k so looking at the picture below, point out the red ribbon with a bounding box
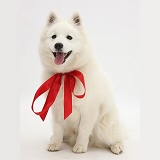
[31,70,86,121]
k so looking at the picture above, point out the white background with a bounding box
[20,0,140,160]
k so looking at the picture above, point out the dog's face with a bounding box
[39,11,91,73]
[45,21,83,65]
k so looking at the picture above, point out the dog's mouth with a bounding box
[52,50,72,65]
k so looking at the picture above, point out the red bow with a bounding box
[31,70,86,121]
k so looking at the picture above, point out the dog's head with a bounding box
[39,11,92,73]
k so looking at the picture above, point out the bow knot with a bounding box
[31,70,86,121]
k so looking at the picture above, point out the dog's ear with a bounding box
[47,11,58,26]
[70,12,82,27]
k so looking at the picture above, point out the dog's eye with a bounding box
[66,35,73,40]
[52,35,57,39]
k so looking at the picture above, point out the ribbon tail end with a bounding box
[64,112,71,120]
[40,115,46,121]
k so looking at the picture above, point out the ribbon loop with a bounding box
[69,70,86,98]
[31,70,86,121]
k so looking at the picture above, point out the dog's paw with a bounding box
[72,145,87,154]
[110,143,123,155]
[47,143,61,152]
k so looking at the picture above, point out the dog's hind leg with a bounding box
[93,111,124,154]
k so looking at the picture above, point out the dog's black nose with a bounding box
[55,43,63,50]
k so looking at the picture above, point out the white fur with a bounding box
[39,11,125,154]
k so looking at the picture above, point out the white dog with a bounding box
[38,11,124,154]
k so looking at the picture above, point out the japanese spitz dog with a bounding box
[39,10,124,154]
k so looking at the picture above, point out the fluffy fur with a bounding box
[39,11,125,154]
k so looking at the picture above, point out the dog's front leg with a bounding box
[72,107,98,153]
[47,121,64,152]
